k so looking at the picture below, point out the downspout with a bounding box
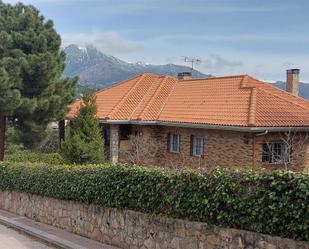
[252,130,269,167]
[252,134,256,167]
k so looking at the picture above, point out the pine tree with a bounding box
[61,92,104,164]
[0,1,77,157]
[0,67,21,160]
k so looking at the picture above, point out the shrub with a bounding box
[0,163,307,241]
[5,151,66,165]
[5,122,24,154]
[37,129,60,153]
[5,122,60,154]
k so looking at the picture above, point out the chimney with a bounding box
[177,72,192,80]
[286,69,300,96]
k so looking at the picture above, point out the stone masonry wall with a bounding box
[0,191,308,249]
[110,124,120,164]
[119,125,309,172]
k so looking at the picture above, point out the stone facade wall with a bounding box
[110,124,120,164]
[118,125,309,172]
[0,191,308,249]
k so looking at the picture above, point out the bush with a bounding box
[0,163,307,241]
[5,123,24,154]
[5,122,60,154]
[5,151,66,165]
[37,129,60,153]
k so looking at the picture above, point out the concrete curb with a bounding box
[0,216,72,249]
[0,209,118,249]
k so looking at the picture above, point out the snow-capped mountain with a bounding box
[63,44,210,89]
[63,44,309,99]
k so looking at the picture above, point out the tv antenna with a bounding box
[184,56,201,70]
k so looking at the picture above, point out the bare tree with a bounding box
[263,129,309,170]
[165,150,189,169]
[119,133,160,165]
[119,132,198,170]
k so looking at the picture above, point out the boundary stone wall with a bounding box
[0,191,308,249]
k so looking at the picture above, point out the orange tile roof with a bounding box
[67,73,309,127]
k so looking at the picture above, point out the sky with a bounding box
[4,0,309,82]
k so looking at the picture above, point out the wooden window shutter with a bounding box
[190,135,194,156]
[167,133,171,152]
[178,134,181,153]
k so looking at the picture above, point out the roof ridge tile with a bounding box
[107,74,148,118]
[182,74,247,82]
[138,76,169,119]
[240,75,249,88]
[156,78,178,119]
[248,88,257,126]
[94,74,143,95]
[129,76,162,120]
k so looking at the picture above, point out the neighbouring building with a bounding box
[67,69,309,171]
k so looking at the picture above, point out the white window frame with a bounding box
[192,136,204,157]
[170,134,180,153]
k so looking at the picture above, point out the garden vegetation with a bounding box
[0,161,307,241]
[61,91,104,164]
[0,1,77,160]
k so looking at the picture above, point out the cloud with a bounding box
[6,0,293,14]
[202,54,243,71]
[160,33,309,45]
[97,32,142,54]
[61,32,142,55]
[261,79,277,83]
[282,61,294,68]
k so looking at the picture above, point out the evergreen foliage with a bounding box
[0,1,77,155]
[0,163,307,241]
[61,92,104,164]
[5,150,65,165]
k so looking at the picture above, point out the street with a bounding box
[0,224,54,249]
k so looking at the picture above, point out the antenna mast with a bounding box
[184,56,201,70]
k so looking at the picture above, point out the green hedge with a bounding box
[0,162,308,241]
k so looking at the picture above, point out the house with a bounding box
[67,69,309,171]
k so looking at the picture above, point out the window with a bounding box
[169,134,180,153]
[262,142,290,164]
[191,136,204,157]
[119,125,131,140]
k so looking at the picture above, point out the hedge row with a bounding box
[0,162,308,241]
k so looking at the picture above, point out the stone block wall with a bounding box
[110,124,119,164]
[0,191,308,249]
[118,125,309,171]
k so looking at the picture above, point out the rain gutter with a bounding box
[99,120,309,133]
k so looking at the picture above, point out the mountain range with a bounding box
[272,81,309,100]
[63,44,209,89]
[63,44,309,99]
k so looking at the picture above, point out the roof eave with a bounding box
[99,120,309,132]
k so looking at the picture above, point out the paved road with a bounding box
[0,209,118,249]
[0,224,54,249]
